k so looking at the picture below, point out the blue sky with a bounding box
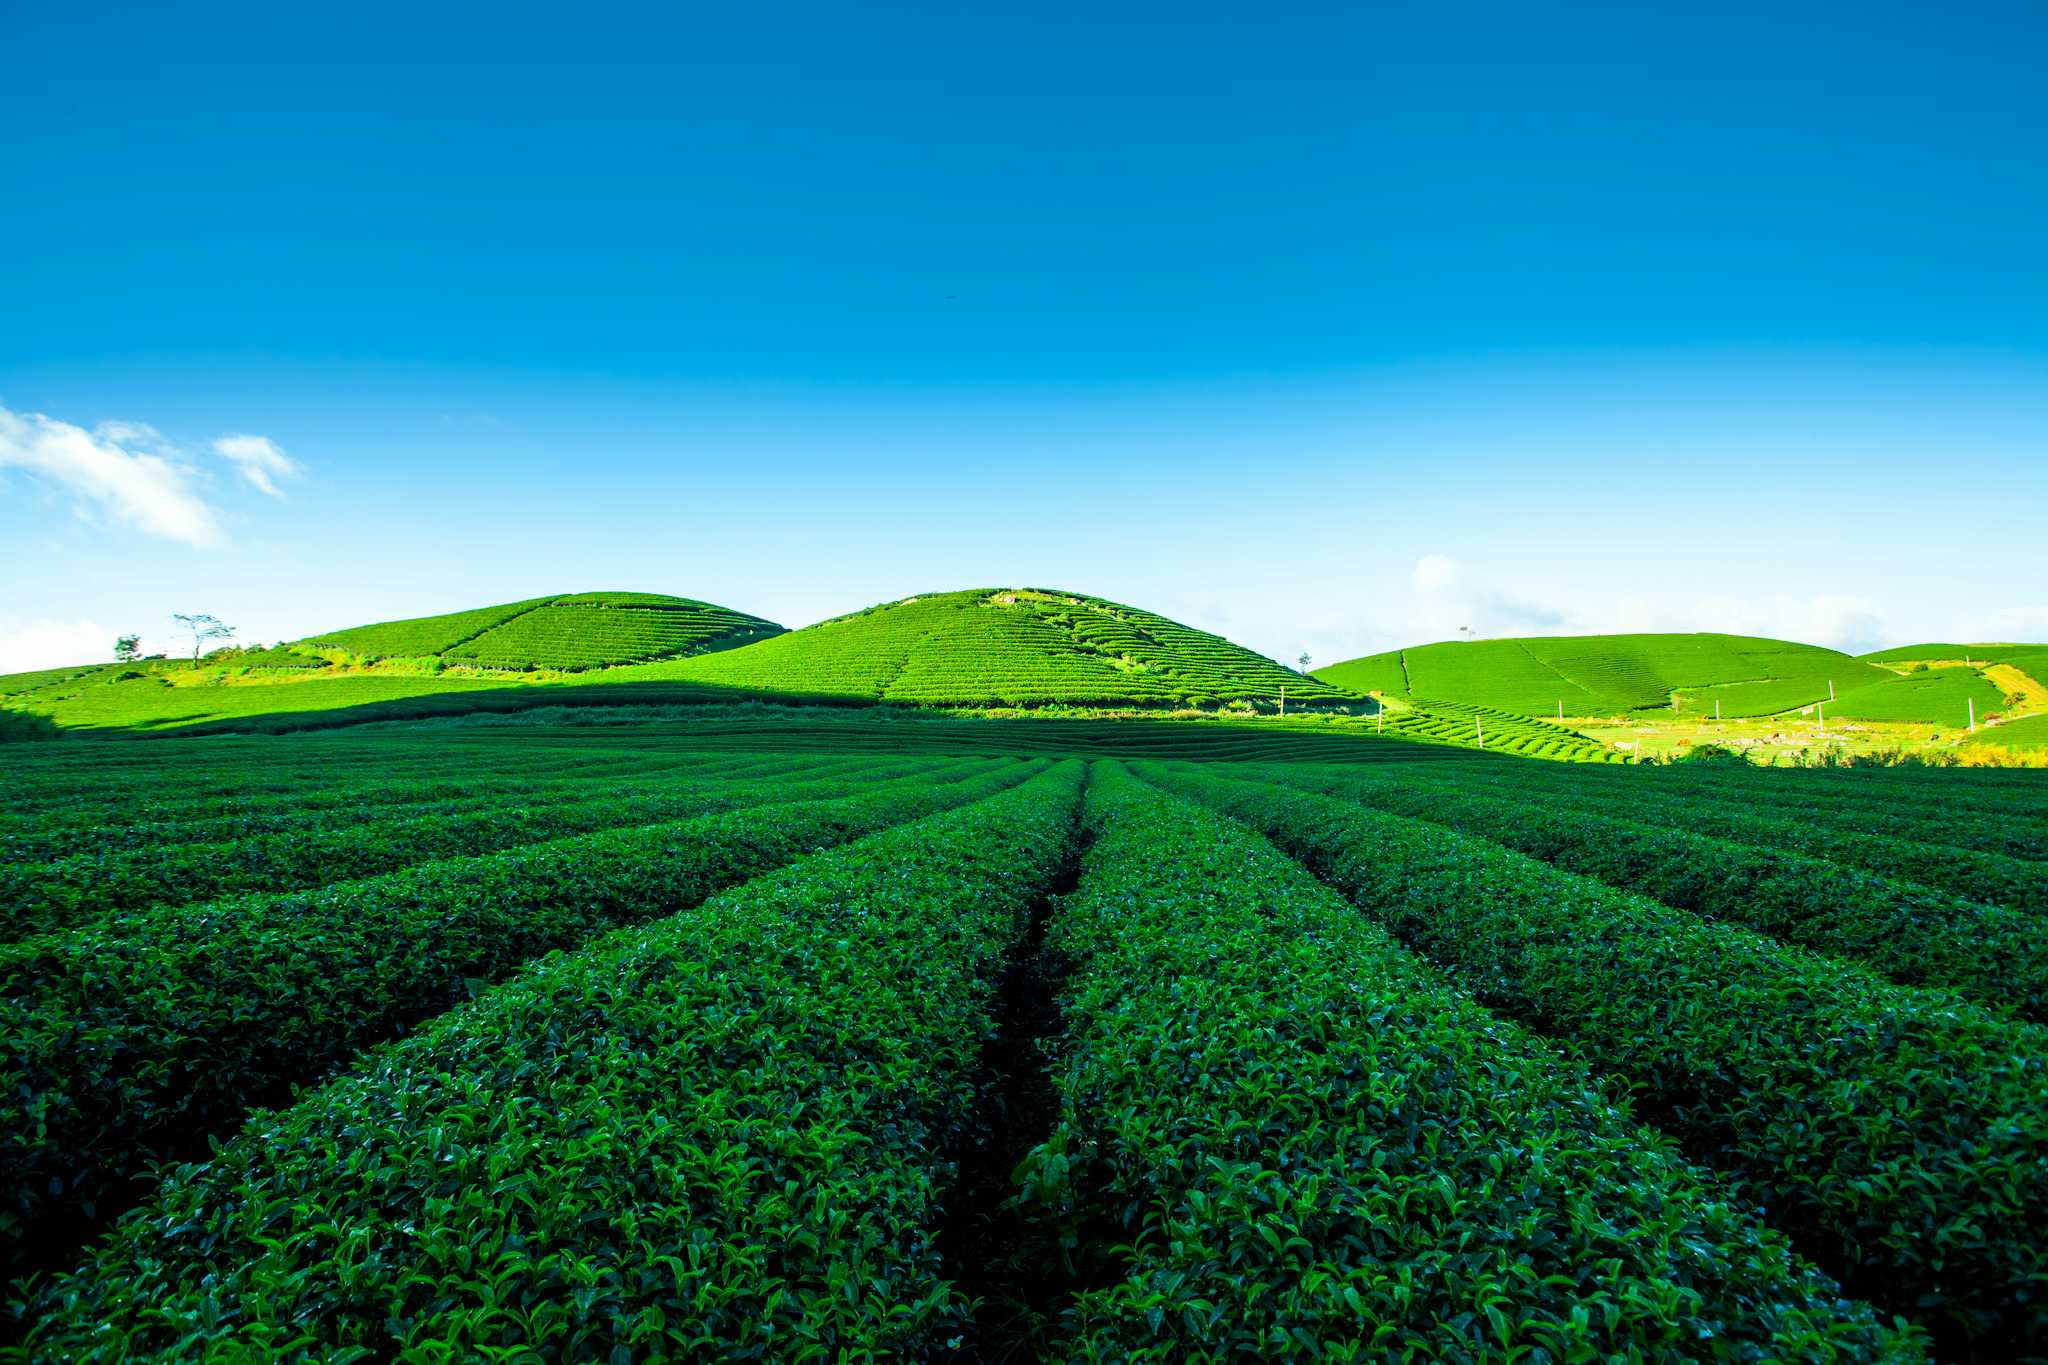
[4,1,2045,670]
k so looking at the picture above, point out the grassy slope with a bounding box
[0,588,1616,758]
[1966,714,2048,753]
[1859,643,2046,664]
[1319,633,1889,717]
[1830,667,2009,725]
[618,588,1351,708]
[304,591,783,669]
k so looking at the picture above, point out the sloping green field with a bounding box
[1967,714,2048,752]
[1319,632,1889,717]
[1860,643,2045,664]
[622,588,1355,708]
[1830,667,2008,725]
[305,591,782,669]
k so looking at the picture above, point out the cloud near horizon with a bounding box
[0,402,301,545]
[1401,555,1903,654]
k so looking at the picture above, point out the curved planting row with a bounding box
[1022,765,1916,1360]
[1139,763,2048,1361]
[1399,762,2048,912]
[14,763,1084,1360]
[0,751,827,863]
[0,759,1036,1279]
[0,754,960,936]
[1259,764,2048,1021]
[1602,767,2048,859]
[0,749,691,833]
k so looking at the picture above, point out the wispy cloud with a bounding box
[212,433,299,497]
[0,403,221,546]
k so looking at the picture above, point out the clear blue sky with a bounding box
[4,1,2044,670]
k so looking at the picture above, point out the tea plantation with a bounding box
[1321,631,2047,729]
[4,713,2045,1361]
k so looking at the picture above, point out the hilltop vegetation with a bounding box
[626,588,1350,708]
[1321,631,2047,740]
[303,590,783,669]
[25,589,2036,761]
[1320,632,1891,716]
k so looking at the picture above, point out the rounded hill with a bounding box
[1318,633,1895,718]
[301,592,784,671]
[624,588,1354,710]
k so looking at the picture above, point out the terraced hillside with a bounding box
[1324,632,1894,718]
[5,721,2045,1359]
[0,588,1613,758]
[629,588,1354,709]
[305,591,783,669]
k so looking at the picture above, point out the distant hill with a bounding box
[301,591,784,670]
[0,586,1617,759]
[1320,631,2048,729]
[1318,633,1888,718]
[622,588,1351,709]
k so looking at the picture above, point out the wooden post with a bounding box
[1969,697,1976,732]
[1556,699,1563,721]
[1476,716,1485,750]
[1829,679,1835,701]
[1278,684,1285,718]
[1715,698,1721,721]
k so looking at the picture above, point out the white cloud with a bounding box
[0,619,115,673]
[212,433,299,498]
[1961,604,2048,643]
[0,403,221,546]
[1407,554,1565,639]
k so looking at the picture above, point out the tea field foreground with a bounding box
[3,714,2045,1361]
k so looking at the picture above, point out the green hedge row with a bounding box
[15,762,1084,1360]
[0,752,823,863]
[0,759,1036,1279]
[0,755,952,936]
[1401,763,2048,913]
[1600,768,2048,861]
[1023,765,1917,1360]
[0,749,688,832]
[1139,763,2048,1361]
[1260,765,2048,1022]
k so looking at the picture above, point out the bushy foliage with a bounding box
[1141,762,2048,1359]
[1255,764,2048,1016]
[1388,760,2048,912]
[0,758,1035,1274]
[18,764,1085,1360]
[1023,765,1918,1360]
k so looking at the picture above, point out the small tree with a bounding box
[113,634,142,664]
[172,613,236,668]
[1297,652,1312,674]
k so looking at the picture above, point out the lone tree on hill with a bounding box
[1297,652,1312,674]
[113,634,141,664]
[172,613,236,668]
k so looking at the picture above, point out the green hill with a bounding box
[1830,667,2006,725]
[1858,642,2046,665]
[1318,633,1890,718]
[619,588,1352,709]
[0,586,1621,759]
[303,591,783,670]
